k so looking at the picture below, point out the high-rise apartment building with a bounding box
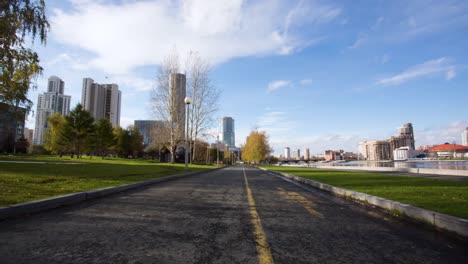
[304,148,310,160]
[169,73,186,140]
[220,116,235,147]
[81,78,121,127]
[359,123,415,160]
[462,127,468,146]
[294,149,301,160]
[284,147,290,159]
[33,76,71,145]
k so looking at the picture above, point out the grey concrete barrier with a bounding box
[260,167,468,238]
[0,168,223,221]
[0,193,87,220]
[313,165,468,177]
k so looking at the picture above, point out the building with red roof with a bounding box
[429,143,468,158]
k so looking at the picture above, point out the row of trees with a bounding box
[44,104,143,158]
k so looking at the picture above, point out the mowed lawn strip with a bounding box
[0,156,214,207]
[261,165,468,219]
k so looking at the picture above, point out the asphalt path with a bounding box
[0,165,467,263]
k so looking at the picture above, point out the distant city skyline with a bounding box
[23,0,467,155]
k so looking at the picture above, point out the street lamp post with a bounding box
[216,135,219,167]
[184,97,191,170]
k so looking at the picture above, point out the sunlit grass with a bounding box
[261,165,468,219]
[0,155,214,206]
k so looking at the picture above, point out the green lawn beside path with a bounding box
[261,165,468,219]
[0,155,214,207]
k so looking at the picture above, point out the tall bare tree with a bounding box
[185,51,219,163]
[151,50,219,163]
[151,51,185,163]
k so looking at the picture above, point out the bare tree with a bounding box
[185,51,220,163]
[150,51,185,163]
[151,121,170,161]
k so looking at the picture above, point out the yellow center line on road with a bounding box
[277,187,323,218]
[243,166,274,264]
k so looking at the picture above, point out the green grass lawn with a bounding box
[0,155,215,207]
[261,165,468,219]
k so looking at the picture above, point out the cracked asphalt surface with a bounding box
[0,165,467,263]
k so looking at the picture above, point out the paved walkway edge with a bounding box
[307,165,468,177]
[259,167,468,238]
[0,168,223,221]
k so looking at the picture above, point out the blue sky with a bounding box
[27,0,468,155]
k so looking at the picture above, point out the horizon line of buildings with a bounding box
[135,116,237,151]
[277,124,468,161]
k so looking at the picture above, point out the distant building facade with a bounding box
[462,127,468,146]
[393,146,424,161]
[23,127,33,144]
[134,120,165,147]
[430,143,468,158]
[169,73,186,140]
[304,148,310,160]
[359,123,415,161]
[33,76,71,145]
[0,103,26,152]
[220,116,235,147]
[81,78,121,127]
[324,150,344,161]
[284,147,290,159]
[295,149,301,159]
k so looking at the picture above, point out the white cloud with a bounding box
[299,79,312,85]
[403,1,468,36]
[120,116,135,129]
[267,80,291,92]
[47,53,90,71]
[446,67,456,80]
[376,57,455,86]
[50,0,340,74]
[375,16,384,28]
[416,121,468,146]
[256,111,290,131]
[348,33,367,49]
[111,75,154,92]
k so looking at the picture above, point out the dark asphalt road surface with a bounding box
[0,165,467,263]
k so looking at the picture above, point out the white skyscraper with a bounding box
[81,78,121,127]
[284,147,290,159]
[304,148,310,160]
[462,127,468,146]
[33,76,71,145]
[295,149,301,160]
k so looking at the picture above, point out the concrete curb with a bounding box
[259,167,468,238]
[310,165,468,177]
[0,167,224,221]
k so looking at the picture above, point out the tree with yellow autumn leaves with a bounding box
[242,130,272,164]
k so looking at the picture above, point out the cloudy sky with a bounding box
[28,0,468,155]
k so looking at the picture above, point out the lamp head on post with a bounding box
[184,96,191,170]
